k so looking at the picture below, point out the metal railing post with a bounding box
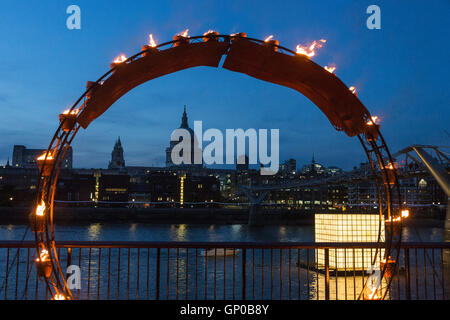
[156,248,160,300]
[66,247,72,279]
[405,248,411,300]
[325,248,330,300]
[242,248,246,300]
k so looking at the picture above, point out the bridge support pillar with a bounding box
[248,203,263,226]
[240,189,268,227]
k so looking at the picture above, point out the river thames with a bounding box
[0,220,445,242]
[0,220,446,300]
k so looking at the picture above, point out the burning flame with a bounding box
[177,29,189,37]
[386,209,409,223]
[324,65,336,73]
[37,152,53,161]
[385,162,395,170]
[203,30,216,36]
[148,34,157,47]
[386,216,401,223]
[53,294,66,300]
[36,201,45,216]
[366,286,379,300]
[36,249,49,262]
[295,39,326,58]
[113,54,127,64]
[264,35,274,42]
[349,86,357,94]
[62,109,79,115]
[367,116,379,125]
[401,209,410,218]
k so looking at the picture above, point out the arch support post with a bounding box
[241,188,268,226]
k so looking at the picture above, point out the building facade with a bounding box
[12,145,72,169]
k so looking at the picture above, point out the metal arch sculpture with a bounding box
[32,33,403,300]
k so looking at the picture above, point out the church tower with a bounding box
[108,137,125,169]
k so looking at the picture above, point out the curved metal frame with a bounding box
[31,34,403,300]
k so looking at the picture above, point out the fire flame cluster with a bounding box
[367,116,379,126]
[53,294,66,300]
[385,162,395,170]
[36,249,49,262]
[177,29,189,37]
[203,30,217,36]
[386,209,410,223]
[324,65,336,74]
[366,287,380,300]
[148,34,157,47]
[295,39,326,58]
[62,109,79,116]
[110,31,367,108]
[37,152,54,161]
[113,54,127,64]
[36,201,46,216]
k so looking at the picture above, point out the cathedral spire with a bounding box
[180,105,189,129]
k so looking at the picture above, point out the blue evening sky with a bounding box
[0,0,448,170]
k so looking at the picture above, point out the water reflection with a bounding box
[0,222,444,243]
[87,223,101,241]
[231,225,242,236]
[175,224,188,241]
[1,244,445,300]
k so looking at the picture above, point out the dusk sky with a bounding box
[0,0,448,170]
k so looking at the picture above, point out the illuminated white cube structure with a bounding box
[315,214,385,271]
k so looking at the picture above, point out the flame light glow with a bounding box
[349,86,357,94]
[295,39,326,58]
[113,54,127,64]
[148,34,157,47]
[264,35,274,42]
[367,116,379,126]
[203,30,216,36]
[386,209,409,223]
[178,29,189,37]
[401,209,410,218]
[37,152,53,161]
[324,65,336,73]
[53,294,66,300]
[366,287,379,300]
[36,249,49,262]
[62,109,79,115]
[36,202,46,216]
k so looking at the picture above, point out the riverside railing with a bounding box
[0,241,448,300]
